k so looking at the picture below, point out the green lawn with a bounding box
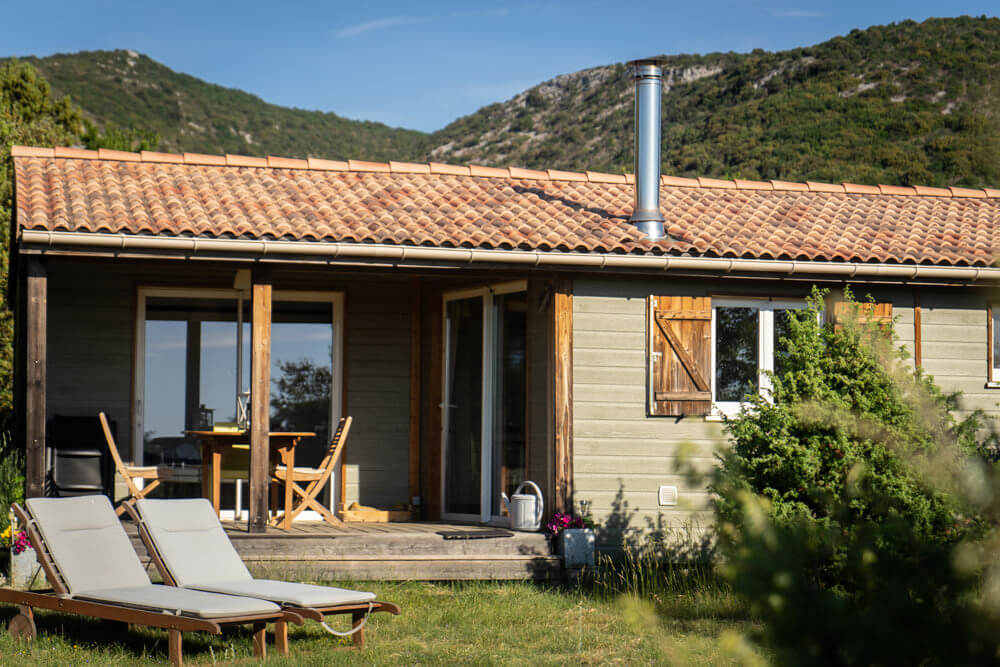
[0,580,767,665]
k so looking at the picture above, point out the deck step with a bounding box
[244,555,563,581]
[125,522,561,581]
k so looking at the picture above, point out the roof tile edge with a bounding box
[10,145,999,199]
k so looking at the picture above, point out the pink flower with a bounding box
[12,531,31,555]
[546,512,588,535]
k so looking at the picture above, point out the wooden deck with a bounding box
[125,520,561,581]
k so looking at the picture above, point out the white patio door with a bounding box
[441,281,527,523]
[134,287,343,520]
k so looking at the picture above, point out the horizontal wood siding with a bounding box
[344,281,411,508]
[572,280,722,544]
[571,280,932,546]
[47,261,142,457]
[919,288,1000,420]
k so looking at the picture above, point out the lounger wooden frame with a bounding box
[124,500,400,649]
[1,503,303,666]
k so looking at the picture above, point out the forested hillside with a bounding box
[17,50,430,161]
[8,16,1000,187]
[431,16,1000,187]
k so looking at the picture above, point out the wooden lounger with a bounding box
[1,496,304,666]
[126,498,400,648]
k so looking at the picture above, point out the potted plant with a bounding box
[546,504,596,568]
[4,523,36,590]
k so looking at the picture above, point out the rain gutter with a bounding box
[19,230,1000,282]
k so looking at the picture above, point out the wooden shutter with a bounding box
[829,300,893,336]
[649,296,712,416]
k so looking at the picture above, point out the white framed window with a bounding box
[711,298,805,417]
[990,305,1000,387]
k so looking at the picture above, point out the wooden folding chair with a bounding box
[269,416,351,529]
[99,412,172,516]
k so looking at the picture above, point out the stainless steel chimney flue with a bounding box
[627,58,668,240]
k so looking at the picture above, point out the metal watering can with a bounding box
[500,481,544,532]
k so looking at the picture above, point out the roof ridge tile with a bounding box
[11,146,54,158]
[547,169,588,182]
[307,157,349,171]
[697,177,736,189]
[429,162,471,176]
[469,165,508,178]
[226,154,268,168]
[879,184,916,196]
[913,185,951,197]
[54,147,98,159]
[950,186,987,199]
[97,148,140,162]
[183,152,226,166]
[267,155,309,169]
[140,151,184,164]
[771,180,809,192]
[587,171,626,184]
[389,161,431,174]
[510,166,549,180]
[661,175,699,188]
[807,181,845,194]
[348,159,391,173]
[843,182,880,195]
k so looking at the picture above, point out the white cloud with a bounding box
[334,15,430,39]
[769,8,831,18]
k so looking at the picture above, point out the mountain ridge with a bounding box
[9,15,1000,188]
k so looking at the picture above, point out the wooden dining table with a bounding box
[186,430,315,520]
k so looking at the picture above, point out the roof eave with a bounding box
[17,230,999,284]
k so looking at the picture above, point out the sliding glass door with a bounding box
[442,282,527,522]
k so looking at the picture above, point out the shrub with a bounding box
[712,287,1000,663]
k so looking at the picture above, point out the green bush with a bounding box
[0,432,23,530]
[712,287,1000,663]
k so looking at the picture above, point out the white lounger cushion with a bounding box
[77,585,280,619]
[136,498,376,607]
[25,495,280,619]
[135,498,252,586]
[188,579,375,608]
[26,495,150,593]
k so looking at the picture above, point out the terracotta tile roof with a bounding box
[12,145,1000,267]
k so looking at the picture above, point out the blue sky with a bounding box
[7,1,998,132]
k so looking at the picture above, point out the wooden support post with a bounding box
[168,628,183,666]
[352,611,367,649]
[252,621,267,658]
[551,279,573,514]
[25,258,47,499]
[184,320,201,430]
[408,279,422,515]
[249,273,272,533]
[275,619,289,655]
[426,289,443,520]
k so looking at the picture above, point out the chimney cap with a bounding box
[626,57,670,69]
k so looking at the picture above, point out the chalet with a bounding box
[9,61,1000,568]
